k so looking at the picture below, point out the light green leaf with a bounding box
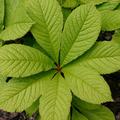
[0,74,7,92]
[0,23,33,41]
[25,0,63,62]
[73,97,115,120]
[40,74,72,120]
[63,0,79,8]
[0,44,54,77]
[76,41,120,74]
[0,0,4,32]
[0,71,53,112]
[72,109,88,120]
[0,0,33,41]
[61,4,101,66]
[63,65,112,104]
[79,0,107,4]
[101,10,120,31]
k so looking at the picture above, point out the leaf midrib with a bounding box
[63,6,91,63]
[37,0,55,58]
[0,78,42,105]
[66,71,109,101]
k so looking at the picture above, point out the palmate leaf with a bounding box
[101,10,120,31]
[63,65,112,104]
[0,44,54,77]
[0,71,53,112]
[25,0,63,62]
[76,41,120,74]
[60,4,101,66]
[0,0,4,32]
[0,0,34,41]
[73,97,115,120]
[40,74,72,120]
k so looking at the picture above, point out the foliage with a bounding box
[0,0,120,120]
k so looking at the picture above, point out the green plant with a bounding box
[0,0,120,120]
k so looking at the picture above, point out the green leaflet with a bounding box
[73,97,100,110]
[60,4,101,66]
[63,0,79,8]
[0,0,34,41]
[0,74,7,90]
[63,65,112,104]
[97,2,119,11]
[67,115,70,120]
[110,0,120,2]
[101,10,120,31]
[57,0,65,5]
[81,107,115,120]
[79,0,107,4]
[26,99,39,116]
[57,0,62,4]
[0,44,54,77]
[25,0,63,62]
[0,71,53,112]
[72,109,88,120]
[73,97,115,120]
[40,74,72,120]
[75,41,120,74]
[0,0,119,119]
[112,30,120,44]
[0,0,4,32]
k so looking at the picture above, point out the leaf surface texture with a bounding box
[64,65,112,104]
[25,0,63,62]
[40,74,72,120]
[0,44,54,77]
[61,4,101,65]
[76,42,120,74]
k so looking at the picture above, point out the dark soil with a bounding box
[0,110,38,120]
[99,31,120,120]
[97,31,115,41]
[103,72,120,120]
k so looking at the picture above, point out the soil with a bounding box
[103,72,120,120]
[0,110,39,120]
[98,31,120,120]
[0,31,120,119]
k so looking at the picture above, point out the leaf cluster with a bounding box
[0,0,120,120]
